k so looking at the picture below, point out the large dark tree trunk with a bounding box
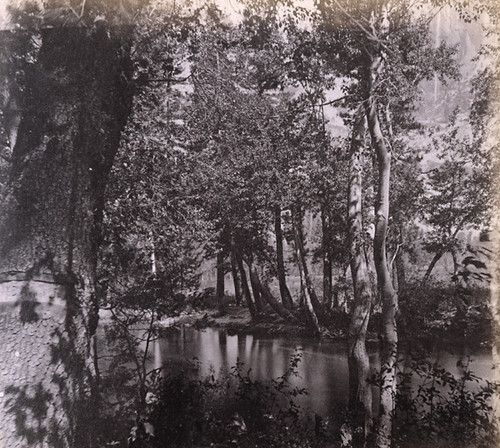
[274,205,294,309]
[365,56,398,448]
[0,24,134,448]
[347,113,373,447]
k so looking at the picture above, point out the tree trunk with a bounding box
[274,205,294,309]
[347,113,373,446]
[248,259,265,313]
[291,207,321,334]
[422,251,444,283]
[230,251,242,306]
[294,209,325,316]
[395,246,406,293]
[0,25,134,448]
[366,186,379,301]
[297,248,306,308]
[215,249,226,315]
[293,207,325,317]
[392,226,406,292]
[451,247,461,286]
[321,204,333,308]
[424,222,464,284]
[248,264,298,323]
[235,252,257,319]
[365,57,398,448]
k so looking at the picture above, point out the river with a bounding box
[150,327,494,417]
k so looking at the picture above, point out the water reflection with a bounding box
[152,327,493,417]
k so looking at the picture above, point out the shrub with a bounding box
[139,352,323,448]
[397,282,492,348]
[393,356,498,448]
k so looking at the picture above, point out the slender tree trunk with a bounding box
[230,251,242,306]
[235,252,257,319]
[248,259,265,313]
[347,113,374,446]
[248,264,298,323]
[395,249,406,292]
[0,25,135,448]
[366,185,378,301]
[424,222,464,283]
[291,207,321,334]
[422,251,444,283]
[274,205,294,309]
[451,248,460,284]
[297,248,306,308]
[215,249,226,315]
[293,207,325,317]
[392,226,406,292]
[321,204,333,308]
[365,57,398,448]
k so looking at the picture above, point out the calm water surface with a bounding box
[151,327,494,417]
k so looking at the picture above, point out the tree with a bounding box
[388,139,424,291]
[346,113,374,446]
[314,1,458,445]
[183,9,323,321]
[0,1,143,446]
[422,114,491,283]
[185,28,274,315]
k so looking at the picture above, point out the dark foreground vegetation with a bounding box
[96,347,497,448]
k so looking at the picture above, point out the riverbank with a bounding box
[154,300,492,350]
[158,305,320,338]
[156,304,367,343]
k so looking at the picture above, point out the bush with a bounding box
[393,356,498,448]
[397,282,492,348]
[135,352,328,448]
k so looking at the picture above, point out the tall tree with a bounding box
[314,1,458,445]
[0,1,142,446]
[346,113,374,446]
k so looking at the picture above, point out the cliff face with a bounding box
[417,7,486,124]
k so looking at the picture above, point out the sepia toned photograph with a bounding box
[0,0,499,447]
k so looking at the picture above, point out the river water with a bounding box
[150,327,494,417]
